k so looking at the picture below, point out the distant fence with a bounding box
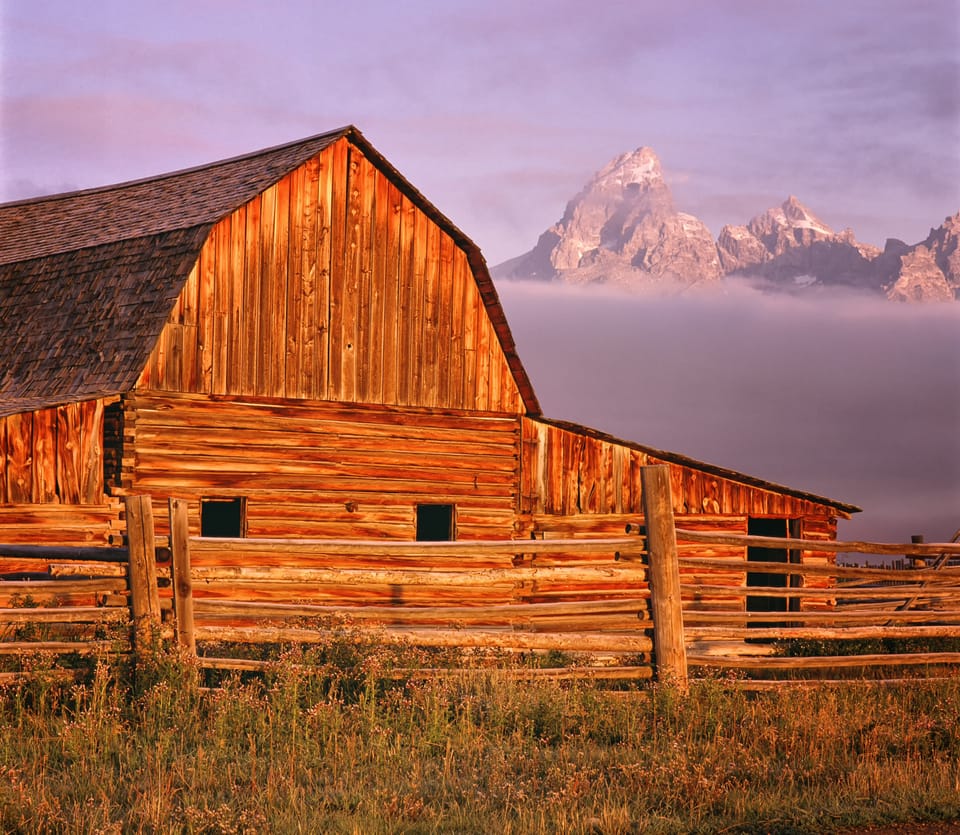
[2,470,960,687]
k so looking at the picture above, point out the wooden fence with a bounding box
[2,468,960,687]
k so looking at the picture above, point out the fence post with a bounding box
[124,495,161,652]
[168,498,196,655]
[640,465,688,690]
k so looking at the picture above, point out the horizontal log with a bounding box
[685,625,960,641]
[682,609,960,625]
[0,544,129,563]
[49,563,127,578]
[682,583,955,601]
[675,529,960,558]
[194,625,653,653]
[194,656,653,680]
[687,652,960,669]
[191,564,646,587]
[0,670,80,684]
[726,677,960,690]
[679,557,960,583]
[0,640,129,655]
[0,607,129,625]
[0,579,128,594]
[189,536,644,559]
[192,596,651,620]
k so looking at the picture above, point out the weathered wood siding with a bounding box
[138,138,522,414]
[520,417,841,522]
[519,418,840,611]
[116,391,520,541]
[0,400,105,504]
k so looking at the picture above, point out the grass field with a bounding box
[1,643,958,834]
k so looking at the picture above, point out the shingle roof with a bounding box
[0,126,541,417]
[0,128,345,266]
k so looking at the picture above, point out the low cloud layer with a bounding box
[496,279,960,544]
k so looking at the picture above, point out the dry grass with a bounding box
[0,641,958,834]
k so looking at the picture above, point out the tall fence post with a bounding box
[124,495,161,653]
[640,465,688,690]
[168,498,196,655]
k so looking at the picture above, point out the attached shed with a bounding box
[0,126,858,613]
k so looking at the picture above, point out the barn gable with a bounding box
[0,126,538,418]
[137,137,528,412]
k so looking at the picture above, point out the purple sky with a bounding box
[2,1,958,264]
[2,1,959,545]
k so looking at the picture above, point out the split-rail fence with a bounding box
[2,467,960,688]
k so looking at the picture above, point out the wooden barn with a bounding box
[0,125,859,618]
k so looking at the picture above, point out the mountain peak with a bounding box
[493,144,958,302]
[780,195,832,234]
[593,146,663,191]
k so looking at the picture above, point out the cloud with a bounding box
[496,279,960,544]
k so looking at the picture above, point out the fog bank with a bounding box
[496,280,960,544]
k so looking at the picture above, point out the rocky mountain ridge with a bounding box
[493,147,959,302]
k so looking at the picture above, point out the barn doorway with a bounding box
[746,518,800,624]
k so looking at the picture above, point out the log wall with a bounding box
[115,391,520,542]
[0,501,124,575]
[0,400,106,504]
[138,138,522,415]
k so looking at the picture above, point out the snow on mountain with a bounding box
[493,149,958,303]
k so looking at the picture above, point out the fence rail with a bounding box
[2,470,960,687]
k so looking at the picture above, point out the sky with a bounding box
[2,0,959,544]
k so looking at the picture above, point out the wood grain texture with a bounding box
[134,140,524,415]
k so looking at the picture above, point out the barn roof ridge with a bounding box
[0,125,357,213]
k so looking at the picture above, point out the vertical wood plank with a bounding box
[285,166,306,398]
[396,193,417,405]
[32,407,58,503]
[0,416,6,503]
[181,261,200,392]
[461,255,478,411]
[56,403,82,504]
[641,465,688,689]
[315,148,335,399]
[475,281,492,410]
[447,250,467,409]
[168,497,196,654]
[421,221,440,406]
[271,177,291,398]
[339,149,363,402]
[298,158,320,399]
[5,412,31,503]
[327,138,350,401]
[380,181,402,405]
[257,183,278,396]
[79,399,104,504]
[354,153,376,401]
[197,241,216,393]
[241,195,262,396]
[435,232,454,407]
[365,158,386,404]
[211,219,230,395]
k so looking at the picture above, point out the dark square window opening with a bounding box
[416,504,455,541]
[201,497,246,538]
